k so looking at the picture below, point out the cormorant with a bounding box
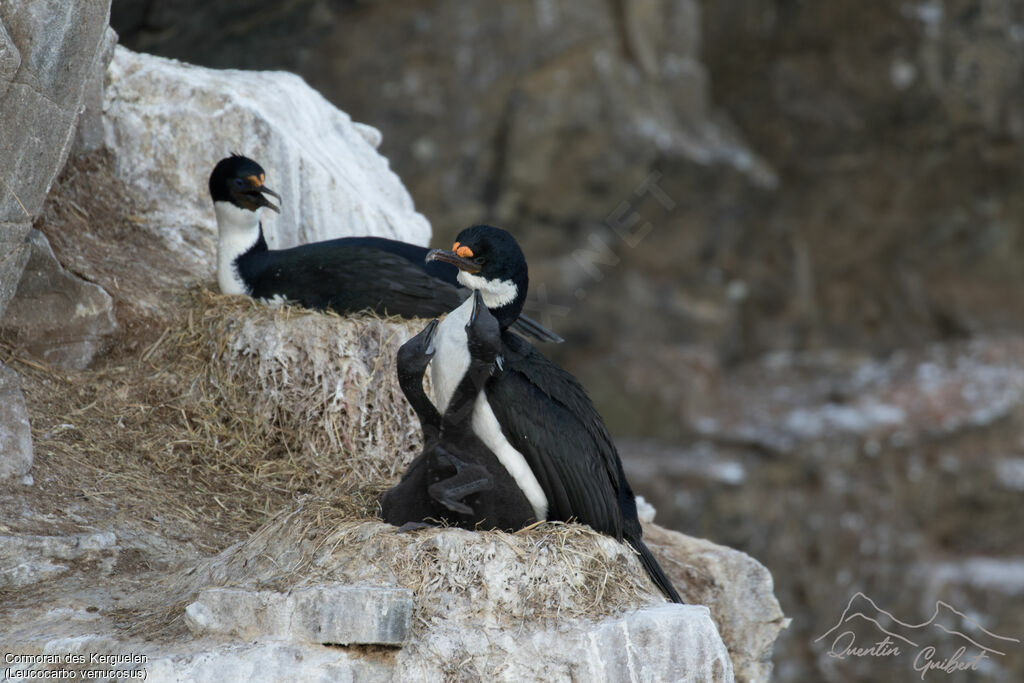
[425,225,683,603]
[381,290,536,531]
[208,155,561,342]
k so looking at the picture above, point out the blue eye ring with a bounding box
[233,178,247,190]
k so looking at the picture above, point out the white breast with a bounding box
[430,297,473,414]
[214,201,261,295]
[429,298,549,520]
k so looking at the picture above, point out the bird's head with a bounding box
[208,155,281,214]
[397,318,439,382]
[425,224,528,330]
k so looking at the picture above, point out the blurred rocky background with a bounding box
[8,0,1020,679]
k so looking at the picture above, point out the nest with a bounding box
[181,289,427,488]
[132,500,659,642]
[6,288,427,549]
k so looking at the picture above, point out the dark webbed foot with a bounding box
[395,521,434,533]
[428,449,494,515]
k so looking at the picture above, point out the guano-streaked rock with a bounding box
[184,584,413,645]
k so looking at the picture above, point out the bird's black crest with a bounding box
[209,154,267,203]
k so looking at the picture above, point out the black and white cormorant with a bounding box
[208,155,561,342]
[424,225,683,603]
[381,290,536,531]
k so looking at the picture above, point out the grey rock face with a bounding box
[0,221,31,321]
[0,362,32,481]
[73,26,118,156]
[312,0,773,227]
[0,0,112,221]
[0,531,117,589]
[0,20,21,100]
[0,229,117,370]
[644,524,788,682]
[184,584,413,645]
[0,0,112,318]
[628,338,1024,682]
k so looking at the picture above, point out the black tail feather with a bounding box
[510,314,564,344]
[630,535,684,604]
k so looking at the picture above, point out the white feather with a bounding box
[430,298,473,415]
[457,271,518,308]
[430,297,549,520]
[214,200,262,295]
[260,293,292,307]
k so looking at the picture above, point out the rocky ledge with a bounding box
[0,23,785,682]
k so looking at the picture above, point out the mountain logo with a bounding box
[815,592,1020,677]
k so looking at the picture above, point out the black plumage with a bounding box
[486,333,681,602]
[427,225,683,603]
[209,155,561,341]
[381,291,536,531]
[234,231,465,318]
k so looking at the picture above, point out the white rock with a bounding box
[184,584,413,645]
[22,605,729,683]
[635,494,657,523]
[565,605,733,681]
[409,603,733,682]
[143,641,392,683]
[102,47,432,277]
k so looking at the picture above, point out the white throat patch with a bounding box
[214,201,262,295]
[456,271,518,308]
[429,297,549,520]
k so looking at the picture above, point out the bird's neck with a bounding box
[456,271,525,331]
[214,201,267,295]
[398,369,442,442]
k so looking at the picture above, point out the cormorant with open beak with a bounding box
[208,155,561,342]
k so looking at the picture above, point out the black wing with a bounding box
[320,236,460,286]
[487,336,683,602]
[246,244,463,318]
[485,332,625,539]
[245,237,563,341]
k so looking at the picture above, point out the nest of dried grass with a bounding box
[178,288,427,487]
[6,287,426,549]
[133,499,660,642]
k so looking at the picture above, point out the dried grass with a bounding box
[173,288,426,489]
[131,500,659,642]
[5,287,425,549]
